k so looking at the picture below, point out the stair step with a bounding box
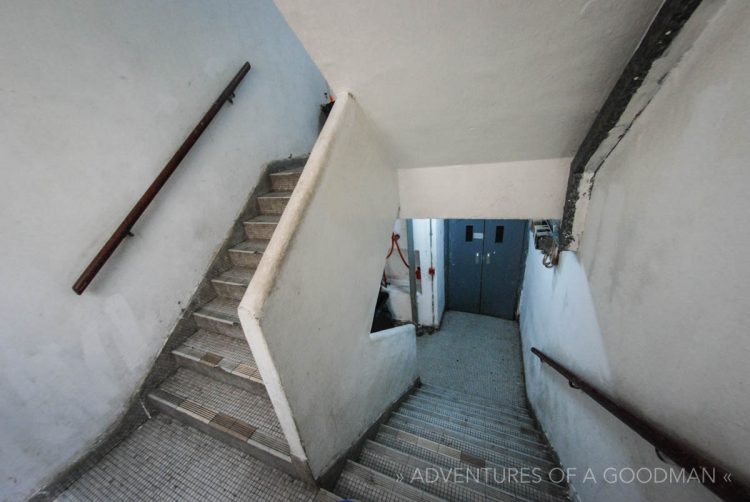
[313,489,343,502]
[376,426,568,500]
[418,384,532,416]
[244,214,280,240]
[192,297,243,339]
[228,239,269,268]
[399,401,545,444]
[210,267,255,300]
[335,460,439,502]
[389,414,556,468]
[269,167,303,192]
[361,439,509,501]
[395,407,549,451]
[172,330,264,394]
[257,190,293,215]
[408,392,537,429]
[148,368,293,476]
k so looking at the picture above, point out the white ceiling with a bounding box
[276,0,662,168]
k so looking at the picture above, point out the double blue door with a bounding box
[447,220,526,320]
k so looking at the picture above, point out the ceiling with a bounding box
[276,0,662,168]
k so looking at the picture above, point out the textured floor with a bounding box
[57,415,317,502]
[417,311,527,406]
[160,369,286,444]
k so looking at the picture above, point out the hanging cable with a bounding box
[386,233,410,269]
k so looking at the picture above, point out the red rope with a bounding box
[386,233,409,269]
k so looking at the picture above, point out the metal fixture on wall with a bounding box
[532,220,560,268]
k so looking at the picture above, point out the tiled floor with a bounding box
[417,310,527,407]
[57,415,317,502]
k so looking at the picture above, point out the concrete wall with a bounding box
[0,1,326,499]
[239,94,417,477]
[519,2,750,500]
[398,159,570,219]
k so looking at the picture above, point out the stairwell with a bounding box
[56,162,321,500]
[148,165,304,475]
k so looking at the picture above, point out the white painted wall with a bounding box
[520,2,750,500]
[398,159,570,219]
[274,0,661,168]
[0,1,326,499]
[239,94,417,477]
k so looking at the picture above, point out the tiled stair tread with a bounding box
[418,385,532,415]
[158,368,287,453]
[382,421,557,474]
[389,414,555,467]
[245,214,282,224]
[57,415,316,501]
[313,489,343,502]
[336,461,442,502]
[357,446,473,502]
[407,394,537,429]
[361,438,565,502]
[399,401,544,442]
[375,429,568,500]
[213,267,255,286]
[409,391,537,423]
[420,383,531,408]
[392,411,550,461]
[258,190,293,199]
[174,330,260,384]
[194,297,240,323]
[402,399,541,436]
[230,239,270,254]
[395,408,549,450]
[271,167,303,176]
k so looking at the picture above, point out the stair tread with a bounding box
[230,239,270,254]
[358,443,472,501]
[389,414,555,467]
[194,297,240,324]
[258,190,293,198]
[245,214,281,224]
[407,393,537,428]
[396,407,549,449]
[213,267,255,286]
[336,460,437,502]
[172,329,258,370]
[313,489,343,502]
[152,368,288,455]
[375,428,568,500]
[399,401,545,444]
[270,167,303,176]
[418,385,531,415]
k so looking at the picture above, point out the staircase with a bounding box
[146,165,303,475]
[329,383,570,502]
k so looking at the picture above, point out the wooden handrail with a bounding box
[72,62,251,295]
[531,347,749,501]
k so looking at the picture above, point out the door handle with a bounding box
[475,252,480,265]
[486,252,491,264]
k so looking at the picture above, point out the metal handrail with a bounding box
[531,347,749,501]
[72,62,251,294]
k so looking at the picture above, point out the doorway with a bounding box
[446,219,527,319]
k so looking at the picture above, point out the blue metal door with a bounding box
[447,219,526,319]
[479,220,527,319]
[447,220,484,313]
